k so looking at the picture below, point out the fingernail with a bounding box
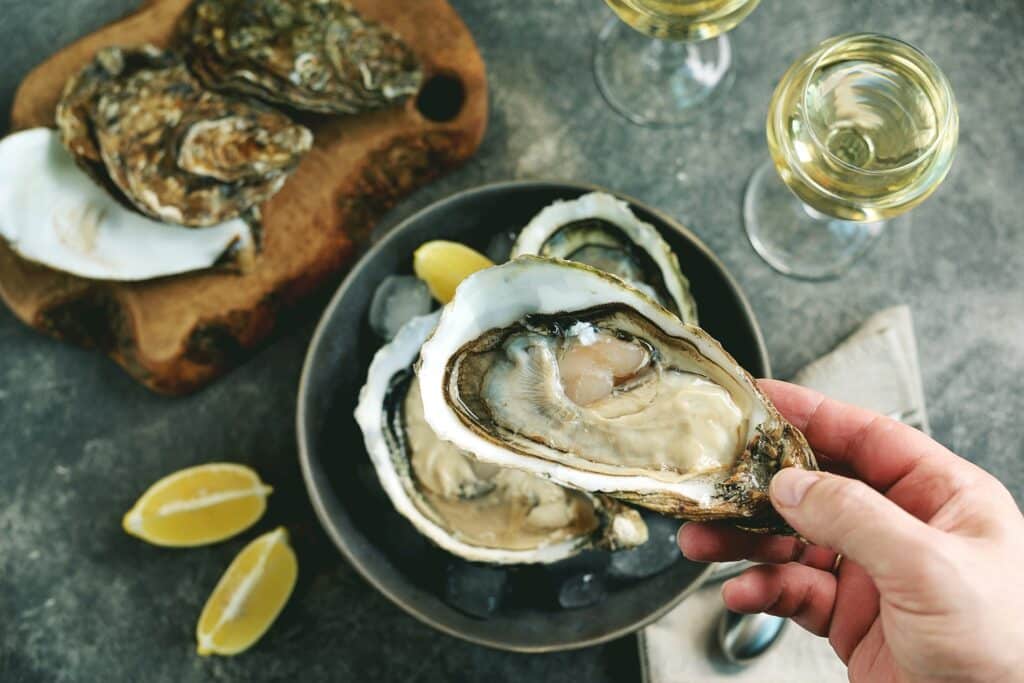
[675,523,692,556]
[721,578,742,603]
[770,468,819,507]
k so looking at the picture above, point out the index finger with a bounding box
[758,379,961,491]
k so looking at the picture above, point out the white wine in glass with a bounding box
[594,0,761,126]
[604,0,758,40]
[744,33,958,279]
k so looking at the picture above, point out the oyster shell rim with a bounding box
[511,191,699,325]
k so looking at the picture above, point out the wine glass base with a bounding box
[593,17,734,126]
[743,161,891,280]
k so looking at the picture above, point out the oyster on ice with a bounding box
[417,258,817,532]
[0,128,255,281]
[512,192,698,324]
[179,0,423,115]
[354,312,648,564]
[56,45,312,227]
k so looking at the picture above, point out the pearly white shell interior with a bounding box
[511,191,698,324]
[0,128,253,281]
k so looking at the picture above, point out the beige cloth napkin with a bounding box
[792,306,929,435]
[640,306,927,683]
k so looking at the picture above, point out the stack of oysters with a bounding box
[355,192,818,595]
[0,0,422,282]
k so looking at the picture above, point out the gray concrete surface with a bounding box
[2,0,1022,681]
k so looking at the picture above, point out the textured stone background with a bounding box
[2,1,1022,681]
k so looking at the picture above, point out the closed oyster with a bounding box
[354,312,648,564]
[56,45,312,227]
[417,257,817,532]
[512,192,698,324]
[179,0,423,115]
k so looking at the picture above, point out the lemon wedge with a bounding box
[123,463,272,547]
[196,527,297,656]
[412,240,493,303]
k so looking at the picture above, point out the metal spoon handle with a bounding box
[703,560,756,585]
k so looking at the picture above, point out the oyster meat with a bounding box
[354,311,647,564]
[0,128,255,281]
[179,0,423,115]
[56,45,312,227]
[512,192,698,324]
[417,257,817,532]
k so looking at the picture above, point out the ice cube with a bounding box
[444,562,507,619]
[368,275,432,340]
[545,549,610,578]
[608,513,681,580]
[558,571,608,609]
[485,230,517,264]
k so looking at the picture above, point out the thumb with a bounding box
[770,468,938,580]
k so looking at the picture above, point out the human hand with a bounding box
[678,379,1024,683]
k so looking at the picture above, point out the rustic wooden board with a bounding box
[1,0,487,394]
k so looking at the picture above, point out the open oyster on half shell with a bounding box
[512,192,699,325]
[179,0,423,115]
[354,311,648,564]
[56,45,312,227]
[417,257,817,532]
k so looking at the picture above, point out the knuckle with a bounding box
[839,477,876,502]
[811,475,872,516]
[804,476,884,541]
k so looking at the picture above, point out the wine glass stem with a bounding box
[642,40,668,69]
[800,203,833,222]
[594,17,736,126]
[743,160,888,280]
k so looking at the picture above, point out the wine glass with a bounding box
[594,0,761,126]
[743,33,958,280]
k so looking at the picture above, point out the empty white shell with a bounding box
[0,128,254,281]
[512,192,698,324]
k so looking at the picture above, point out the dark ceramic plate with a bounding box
[297,180,770,652]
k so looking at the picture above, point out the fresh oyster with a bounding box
[512,192,698,324]
[0,128,255,281]
[179,0,423,115]
[56,45,312,227]
[417,257,817,532]
[354,311,648,564]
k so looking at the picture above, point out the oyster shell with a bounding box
[56,45,312,227]
[512,192,698,324]
[179,0,423,114]
[0,128,255,280]
[417,257,817,532]
[354,311,648,564]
